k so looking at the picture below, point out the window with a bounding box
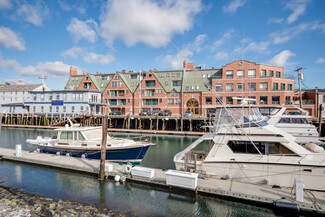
[40,94,44,101]
[126,90,128,95]
[226,83,233,91]
[273,83,278,90]
[79,132,85,140]
[81,106,84,111]
[172,81,181,86]
[41,106,44,113]
[33,94,36,101]
[260,96,268,104]
[145,81,155,87]
[281,83,285,90]
[285,96,291,104]
[237,70,244,78]
[261,70,266,77]
[143,99,158,105]
[168,99,174,105]
[227,141,295,155]
[202,74,206,79]
[165,81,169,86]
[272,96,280,104]
[248,83,256,91]
[171,90,178,96]
[84,83,92,89]
[60,131,73,140]
[226,96,233,104]
[56,94,60,100]
[145,90,155,96]
[216,97,223,104]
[156,89,162,94]
[175,98,181,104]
[260,82,268,91]
[205,97,212,104]
[56,106,59,112]
[226,70,233,78]
[49,95,53,100]
[177,72,181,77]
[63,106,66,113]
[63,94,67,100]
[276,71,281,77]
[215,84,223,92]
[288,84,293,91]
[33,106,36,113]
[115,75,120,79]
[112,81,117,87]
[72,106,75,113]
[49,106,52,113]
[131,74,137,79]
[269,71,274,77]
[248,69,256,78]
[117,81,123,87]
[171,73,175,77]
[106,90,109,95]
[237,83,244,91]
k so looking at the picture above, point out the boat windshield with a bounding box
[214,107,267,130]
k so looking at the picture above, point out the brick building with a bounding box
[65,60,296,116]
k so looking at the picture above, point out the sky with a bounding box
[0,0,325,90]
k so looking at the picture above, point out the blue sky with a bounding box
[0,0,325,90]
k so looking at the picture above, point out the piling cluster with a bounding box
[0,185,131,217]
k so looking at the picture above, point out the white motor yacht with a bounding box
[174,106,325,191]
[26,124,152,163]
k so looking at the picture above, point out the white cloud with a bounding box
[211,29,234,51]
[83,52,115,64]
[193,34,207,52]
[0,26,25,50]
[270,21,325,44]
[100,0,202,47]
[0,0,13,10]
[0,53,70,78]
[267,50,296,66]
[67,18,98,43]
[245,41,270,54]
[267,18,284,24]
[16,0,49,26]
[157,48,193,70]
[223,0,245,14]
[61,47,85,59]
[19,61,70,78]
[316,58,325,64]
[215,51,228,61]
[286,0,310,24]
[58,0,86,14]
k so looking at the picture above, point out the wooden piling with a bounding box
[319,104,323,137]
[99,115,108,180]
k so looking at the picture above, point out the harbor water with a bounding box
[0,127,293,216]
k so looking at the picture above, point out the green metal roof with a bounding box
[65,75,83,90]
[89,74,111,92]
[182,69,219,92]
[119,72,139,93]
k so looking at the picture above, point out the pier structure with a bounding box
[0,148,324,215]
[0,112,216,133]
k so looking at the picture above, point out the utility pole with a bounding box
[99,114,108,180]
[294,67,305,109]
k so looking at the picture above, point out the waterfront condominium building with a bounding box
[24,90,103,115]
[65,60,295,116]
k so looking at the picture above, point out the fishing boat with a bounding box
[26,124,152,163]
[174,106,325,191]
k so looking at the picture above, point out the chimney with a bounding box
[183,59,194,70]
[83,71,89,75]
[122,69,126,73]
[70,67,78,76]
[97,72,99,75]
[154,68,157,71]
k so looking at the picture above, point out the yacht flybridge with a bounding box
[174,106,325,191]
[26,124,152,163]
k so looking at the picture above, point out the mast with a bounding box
[294,67,305,109]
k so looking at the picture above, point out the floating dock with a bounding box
[0,147,324,215]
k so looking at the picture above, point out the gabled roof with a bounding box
[182,69,219,92]
[0,84,43,92]
[153,70,183,93]
[66,75,84,90]
[88,74,111,92]
[119,72,139,93]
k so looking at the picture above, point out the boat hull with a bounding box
[37,145,150,163]
[175,160,325,191]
